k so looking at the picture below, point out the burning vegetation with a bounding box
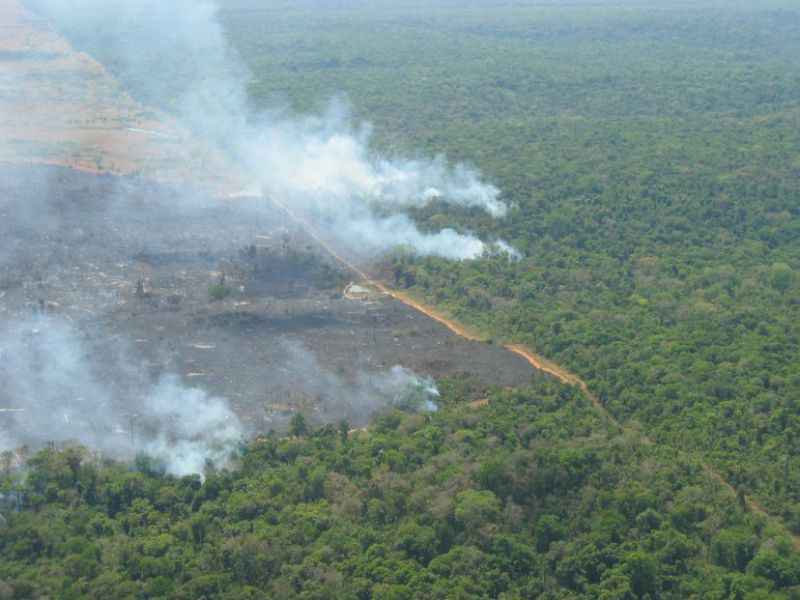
[0,164,536,473]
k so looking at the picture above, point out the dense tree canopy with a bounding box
[2,378,798,598]
[217,0,800,531]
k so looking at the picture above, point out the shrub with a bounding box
[208,283,232,301]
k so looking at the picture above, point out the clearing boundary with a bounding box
[266,195,800,551]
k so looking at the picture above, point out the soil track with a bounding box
[383,286,800,549]
[371,286,799,547]
[389,292,800,548]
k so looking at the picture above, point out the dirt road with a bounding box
[267,185,800,549]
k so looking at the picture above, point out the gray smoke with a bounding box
[25,0,516,260]
[0,169,63,268]
[0,0,496,472]
[274,341,439,425]
[0,315,243,477]
[0,317,440,473]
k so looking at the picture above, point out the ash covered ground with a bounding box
[0,165,535,449]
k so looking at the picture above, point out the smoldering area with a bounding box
[0,165,536,474]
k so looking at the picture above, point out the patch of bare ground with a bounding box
[0,0,241,192]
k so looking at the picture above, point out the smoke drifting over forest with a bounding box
[26,0,515,260]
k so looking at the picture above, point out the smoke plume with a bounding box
[25,0,516,260]
[272,341,439,426]
[0,0,505,472]
[0,315,243,477]
[0,318,440,473]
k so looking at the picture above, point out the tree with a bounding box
[454,490,500,531]
[769,263,794,294]
[711,528,758,572]
[624,552,659,598]
[338,419,350,444]
[290,413,308,437]
[535,515,566,552]
[747,548,800,588]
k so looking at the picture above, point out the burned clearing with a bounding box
[0,165,536,444]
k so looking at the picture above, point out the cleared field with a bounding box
[0,0,237,191]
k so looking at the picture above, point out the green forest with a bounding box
[5,0,800,597]
[216,0,800,535]
[218,0,800,528]
[3,379,800,598]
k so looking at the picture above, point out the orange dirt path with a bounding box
[385,291,798,548]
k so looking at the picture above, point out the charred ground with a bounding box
[0,165,536,440]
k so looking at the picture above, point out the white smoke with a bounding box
[0,318,439,472]
[492,240,523,261]
[138,377,244,477]
[26,0,518,260]
[241,105,506,217]
[0,316,243,477]
[381,365,441,413]
[274,341,439,425]
[337,214,487,261]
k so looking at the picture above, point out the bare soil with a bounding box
[0,0,240,192]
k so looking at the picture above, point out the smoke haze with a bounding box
[274,341,439,425]
[0,317,439,475]
[0,0,507,473]
[0,315,244,476]
[25,0,515,260]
